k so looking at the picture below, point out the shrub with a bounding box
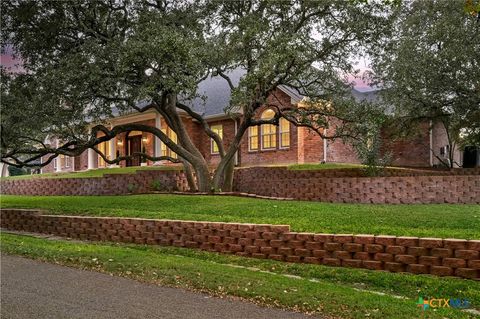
[7,166,29,176]
[127,183,138,193]
[150,180,163,191]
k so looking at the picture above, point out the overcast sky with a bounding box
[0,48,374,92]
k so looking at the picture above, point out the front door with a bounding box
[126,135,142,167]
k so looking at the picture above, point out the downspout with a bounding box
[429,120,433,167]
[323,128,327,162]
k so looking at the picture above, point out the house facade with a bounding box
[41,73,463,174]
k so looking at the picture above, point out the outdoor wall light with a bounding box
[117,139,123,146]
[142,137,148,143]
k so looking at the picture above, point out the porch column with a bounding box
[109,137,117,167]
[87,148,96,170]
[154,112,162,164]
[56,157,62,172]
[55,139,62,172]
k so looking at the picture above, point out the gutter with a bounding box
[234,118,239,166]
[429,120,433,167]
[323,129,327,162]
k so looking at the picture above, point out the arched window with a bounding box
[261,109,276,149]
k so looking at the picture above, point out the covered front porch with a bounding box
[86,110,178,170]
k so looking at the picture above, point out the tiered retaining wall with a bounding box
[1,167,479,204]
[1,209,478,279]
[233,167,480,204]
[0,170,188,196]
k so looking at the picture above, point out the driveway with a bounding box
[1,255,312,319]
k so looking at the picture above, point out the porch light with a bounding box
[117,139,123,146]
[142,136,148,143]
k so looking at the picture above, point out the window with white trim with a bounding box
[248,126,259,151]
[161,126,178,159]
[65,156,71,168]
[97,141,111,167]
[53,158,57,169]
[261,109,276,149]
[210,124,223,154]
[279,118,290,148]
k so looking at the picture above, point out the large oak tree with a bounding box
[2,0,392,191]
[369,0,480,167]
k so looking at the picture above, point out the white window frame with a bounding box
[64,156,71,168]
[261,124,277,150]
[210,124,223,155]
[279,118,290,149]
[53,158,57,169]
[248,126,259,152]
[260,109,277,151]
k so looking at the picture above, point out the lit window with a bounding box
[210,124,223,154]
[161,126,178,159]
[97,141,111,167]
[279,118,290,148]
[249,126,259,151]
[261,109,276,149]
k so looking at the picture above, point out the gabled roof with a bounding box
[112,69,379,119]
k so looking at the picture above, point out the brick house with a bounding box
[41,71,463,174]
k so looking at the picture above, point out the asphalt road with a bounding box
[1,255,312,319]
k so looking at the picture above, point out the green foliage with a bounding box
[352,124,392,177]
[1,0,395,190]
[7,165,29,176]
[2,194,479,239]
[150,179,163,191]
[370,0,480,161]
[126,183,138,193]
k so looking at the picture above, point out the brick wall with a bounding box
[0,170,188,196]
[2,167,479,203]
[1,209,478,279]
[233,167,480,204]
[240,90,301,166]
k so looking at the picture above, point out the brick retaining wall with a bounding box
[1,209,478,279]
[0,170,189,196]
[2,167,479,203]
[233,167,480,204]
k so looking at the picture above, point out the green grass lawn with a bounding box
[1,165,182,180]
[2,194,479,239]
[1,233,478,319]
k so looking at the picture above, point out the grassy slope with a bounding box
[1,194,479,239]
[1,233,478,319]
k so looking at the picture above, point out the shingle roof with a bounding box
[184,68,244,117]
[112,70,379,118]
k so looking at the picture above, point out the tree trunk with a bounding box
[221,157,235,192]
[181,160,197,192]
[212,121,248,191]
[195,164,212,192]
